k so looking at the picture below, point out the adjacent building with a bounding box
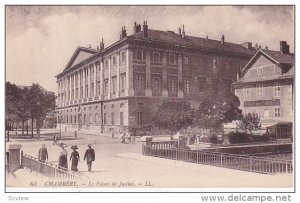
[55,21,255,135]
[233,41,294,128]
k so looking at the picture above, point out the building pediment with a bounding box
[63,47,98,71]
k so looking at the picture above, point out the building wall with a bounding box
[234,54,293,127]
[56,39,251,134]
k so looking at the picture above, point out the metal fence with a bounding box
[142,145,293,174]
[21,151,84,179]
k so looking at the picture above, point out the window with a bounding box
[184,56,189,65]
[199,78,206,92]
[245,85,250,100]
[111,112,115,125]
[213,59,217,69]
[89,114,92,124]
[103,113,106,125]
[169,54,176,64]
[183,78,190,94]
[104,59,109,68]
[275,107,280,117]
[153,52,160,62]
[120,52,126,63]
[83,114,86,124]
[168,77,178,96]
[120,74,126,92]
[104,79,109,95]
[95,113,98,124]
[120,112,124,126]
[138,112,143,125]
[273,82,281,98]
[70,115,72,124]
[152,77,161,93]
[224,79,233,92]
[112,56,117,66]
[136,50,143,60]
[74,115,77,124]
[256,84,263,99]
[80,87,83,99]
[257,67,263,75]
[111,76,117,94]
[97,81,101,95]
[90,83,94,97]
[264,109,270,117]
[135,74,145,92]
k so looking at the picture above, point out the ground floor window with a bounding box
[120,112,124,126]
[138,112,143,125]
[103,113,106,125]
[275,107,281,117]
[111,112,115,125]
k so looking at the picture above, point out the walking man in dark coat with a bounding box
[84,144,95,172]
[38,144,48,163]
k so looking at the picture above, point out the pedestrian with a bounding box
[120,131,126,144]
[58,143,68,171]
[53,134,57,145]
[74,130,77,139]
[70,145,80,172]
[38,144,48,174]
[84,144,95,172]
[38,144,48,163]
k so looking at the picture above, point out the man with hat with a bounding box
[84,144,95,172]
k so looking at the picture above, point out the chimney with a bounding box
[133,22,141,34]
[97,46,99,50]
[206,35,208,42]
[182,25,185,38]
[143,21,148,38]
[265,45,268,50]
[100,38,104,50]
[280,41,290,54]
[178,27,182,37]
[89,44,91,48]
[120,26,127,39]
[255,43,259,51]
[258,45,261,49]
[221,35,225,45]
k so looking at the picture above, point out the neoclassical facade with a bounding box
[55,22,255,135]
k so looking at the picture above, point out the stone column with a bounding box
[145,51,152,97]
[116,54,120,97]
[83,68,86,99]
[100,62,104,100]
[162,52,168,97]
[94,63,97,98]
[108,57,111,99]
[178,55,183,98]
[8,144,22,173]
[126,48,134,96]
[87,66,91,98]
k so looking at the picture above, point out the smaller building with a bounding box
[233,41,294,128]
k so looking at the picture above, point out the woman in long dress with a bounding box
[70,145,80,172]
[58,143,68,171]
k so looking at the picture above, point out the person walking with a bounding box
[120,131,126,144]
[38,144,48,173]
[58,143,68,171]
[38,144,48,163]
[84,144,95,172]
[70,145,80,172]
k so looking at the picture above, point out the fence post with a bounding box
[197,150,199,163]
[176,148,178,160]
[249,156,252,172]
[286,160,289,173]
[220,153,223,167]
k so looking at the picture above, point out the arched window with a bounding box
[135,74,144,92]
[152,77,161,93]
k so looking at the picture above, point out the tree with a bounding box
[29,84,56,139]
[153,100,194,133]
[237,112,261,135]
[194,91,242,134]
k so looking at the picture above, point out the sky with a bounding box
[6,6,294,93]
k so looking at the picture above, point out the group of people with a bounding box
[38,143,96,172]
[120,131,135,144]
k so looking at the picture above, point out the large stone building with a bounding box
[55,21,255,135]
[233,41,294,128]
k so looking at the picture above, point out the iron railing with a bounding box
[142,144,293,174]
[21,151,84,179]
